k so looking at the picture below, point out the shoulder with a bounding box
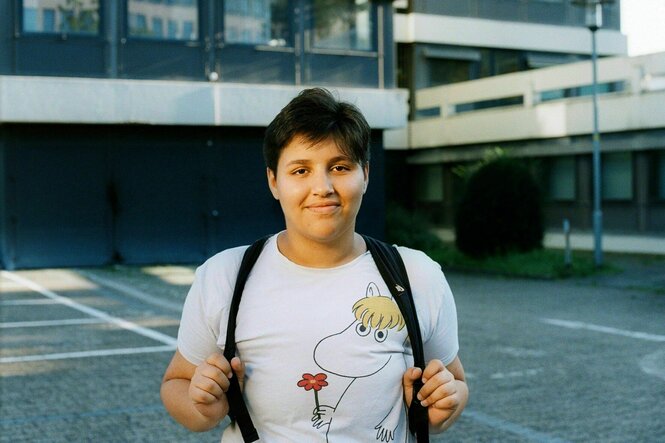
[394,245,444,282]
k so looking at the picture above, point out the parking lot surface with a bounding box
[1,258,664,442]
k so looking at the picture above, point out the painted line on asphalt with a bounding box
[78,270,183,313]
[0,318,107,329]
[542,318,665,342]
[0,271,177,347]
[465,409,571,443]
[0,299,63,306]
[0,345,176,364]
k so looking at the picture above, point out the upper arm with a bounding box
[162,349,198,384]
[445,356,466,382]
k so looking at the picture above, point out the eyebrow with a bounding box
[284,156,354,167]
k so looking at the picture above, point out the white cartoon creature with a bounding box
[312,282,410,442]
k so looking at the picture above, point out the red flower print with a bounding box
[297,373,328,392]
[298,372,328,419]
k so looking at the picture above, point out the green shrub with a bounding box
[454,157,543,258]
[386,204,444,251]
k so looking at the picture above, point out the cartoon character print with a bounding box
[304,282,410,442]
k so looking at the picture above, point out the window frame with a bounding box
[308,0,379,57]
[124,0,202,44]
[17,0,104,38]
[221,0,296,52]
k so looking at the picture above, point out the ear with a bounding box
[363,163,370,194]
[267,167,279,200]
[365,282,381,297]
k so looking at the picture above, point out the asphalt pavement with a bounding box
[1,256,663,442]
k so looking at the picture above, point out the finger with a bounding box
[421,359,446,382]
[402,367,422,406]
[417,370,454,403]
[205,352,233,379]
[420,381,456,407]
[189,385,220,404]
[431,393,460,410]
[230,357,245,385]
[198,364,231,392]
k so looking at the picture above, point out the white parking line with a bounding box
[1,271,177,347]
[542,318,665,342]
[0,318,107,329]
[1,299,63,306]
[0,345,176,364]
[78,271,183,312]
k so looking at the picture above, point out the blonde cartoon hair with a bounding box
[352,296,405,331]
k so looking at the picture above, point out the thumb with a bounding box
[402,367,422,407]
[231,357,246,390]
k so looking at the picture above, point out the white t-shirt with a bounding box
[178,234,459,443]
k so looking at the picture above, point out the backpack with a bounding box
[222,235,429,443]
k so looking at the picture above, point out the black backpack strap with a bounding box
[362,235,429,443]
[223,236,270,443]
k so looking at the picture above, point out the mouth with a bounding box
[306,202,341,214]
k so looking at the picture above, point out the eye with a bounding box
[374,329,388,343]
[331,164,351,172]
[292,168,308,175]
[355,323,371,337]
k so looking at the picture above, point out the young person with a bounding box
[161,88,468,442]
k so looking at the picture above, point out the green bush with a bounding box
[454,157,543,258]
[385,204,444,251]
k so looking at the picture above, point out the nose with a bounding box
[312,170,334,196]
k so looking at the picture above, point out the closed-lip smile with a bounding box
[306,201,340,213]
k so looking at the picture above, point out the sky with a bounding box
[621,0,665,55]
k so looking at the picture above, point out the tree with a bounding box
[455,157,544,258]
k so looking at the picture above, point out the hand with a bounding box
[311,405,334,429]
[189,352,245,421]
[403,359,462,427]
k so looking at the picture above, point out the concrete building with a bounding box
[386,1,665,239]
[0,0,407,269]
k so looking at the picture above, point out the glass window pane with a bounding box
[602,152,633,200]
[22,0,100,34]
[225,0,291,47]
[128,0,198,41]
[313,0,373,51]
[548,156,575,200]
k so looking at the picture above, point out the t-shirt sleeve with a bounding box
[177,247,246,366]
[398,247,459,366]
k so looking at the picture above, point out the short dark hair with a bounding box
[263,88,371,172]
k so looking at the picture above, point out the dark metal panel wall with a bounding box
[0,124,388,269]
[5,126,112,268]
[110,140,208,264]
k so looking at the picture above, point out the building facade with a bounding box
[386,1,665,238]
[0,0,407,269]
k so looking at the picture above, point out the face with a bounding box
[267,135,369,247]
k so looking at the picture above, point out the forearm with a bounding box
[160,378,229,432]
[429,379,469,434]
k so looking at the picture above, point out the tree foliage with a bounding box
[455,157,544,258]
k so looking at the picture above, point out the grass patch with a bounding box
[386,204,617,279]
[427,245,616,279]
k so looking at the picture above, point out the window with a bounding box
[224,0,291,47]
[22,0,100,34]
[548,156,576,201]
[128,0,198,41]
[313,0,373,51]
[602,152,633,200]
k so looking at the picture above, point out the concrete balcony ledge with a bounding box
[0,76,408,129]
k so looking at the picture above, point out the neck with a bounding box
[277,230,365,268]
